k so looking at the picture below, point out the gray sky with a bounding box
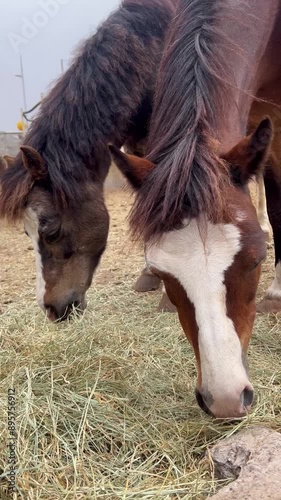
[0,0,119,131]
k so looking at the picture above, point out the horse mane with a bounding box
[0,0,175,221]
[130,0,238,241]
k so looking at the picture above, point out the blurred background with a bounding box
[0,0,119,133]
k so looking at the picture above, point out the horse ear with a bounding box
[3,155,15,168]
[0,156,8,173]
[108,145,155,189]
[20,146,47,181]
[225,117,273,186]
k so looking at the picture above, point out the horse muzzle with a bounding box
[195,383,254,419]
[44,296,87,322]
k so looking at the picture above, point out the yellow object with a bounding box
[17,121,27,131]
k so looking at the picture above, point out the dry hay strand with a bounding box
[0,190,281,499]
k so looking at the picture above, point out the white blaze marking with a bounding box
[146,219,249,399]
[24,208,46,309]
[266,262,281,300]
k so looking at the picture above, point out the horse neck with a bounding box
[216,0,279,153]
[31,0,174,168]
[129,0,280,242]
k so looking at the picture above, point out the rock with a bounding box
[209,427,281,499]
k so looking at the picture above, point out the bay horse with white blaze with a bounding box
[110,0,281,418]
[0,0,176,321]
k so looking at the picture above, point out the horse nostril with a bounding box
[45,300,85,322]
[45,303,71,322]
[241,387,254,407]
[44,304,60,321]
[195,389,214,417]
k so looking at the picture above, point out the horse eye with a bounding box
[64,251,74,260]
[251,262,260,270]
[251,258,263,271]
[44,229,61,244]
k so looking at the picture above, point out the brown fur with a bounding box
[0,0,176,224]
[128,0,280,243]
[26,183,109,321]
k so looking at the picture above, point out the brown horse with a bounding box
[0,0,176,321]
[110,0,281,418]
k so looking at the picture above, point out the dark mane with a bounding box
[130,0,237,241]
[0,0,175,220]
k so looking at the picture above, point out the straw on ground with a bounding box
[0,190,280,499]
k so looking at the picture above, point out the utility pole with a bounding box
[15,55,27,111]
[15,55,27,131]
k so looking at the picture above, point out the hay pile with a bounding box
[1,191,281,499]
